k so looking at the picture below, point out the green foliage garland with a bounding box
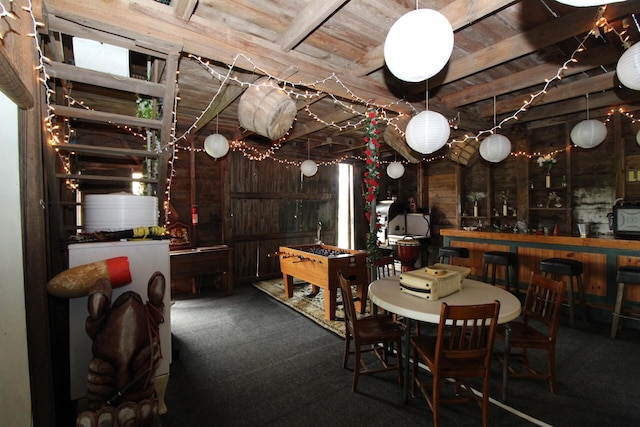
[363,110,381,264]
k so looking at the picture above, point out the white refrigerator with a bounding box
[67,240,171,411]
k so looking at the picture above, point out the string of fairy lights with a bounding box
[450,5,636,161]
[13,0,639,200]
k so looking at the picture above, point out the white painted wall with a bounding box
[0,92,33,425]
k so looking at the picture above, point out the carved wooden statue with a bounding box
[75,272,166,427]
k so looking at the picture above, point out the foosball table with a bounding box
[278,244,369,320]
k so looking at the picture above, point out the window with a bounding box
[338,163,354,249]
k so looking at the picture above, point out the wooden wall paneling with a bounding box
[623,115,640,200]
[194,150,224,245]
[449,241,510,280]
[427,160,458,233]
[615,111,625,199]
[228,152,340,282]
[571,122,617,235]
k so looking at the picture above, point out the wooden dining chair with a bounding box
[369,255,396,314]
[411,301,501,427]
[337,271,404,392]
[495,271,566,394]
[375,255,397,279]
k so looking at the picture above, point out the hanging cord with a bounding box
[586,93,590,120]
[493,95,497,130]
[425,80,429,111]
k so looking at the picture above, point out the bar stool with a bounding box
[437,246,469,265]
[610,265,640,338]
[482,251,517,293]
[539,258,587,329]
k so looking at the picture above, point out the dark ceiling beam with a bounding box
[440,44,621,109]
[481,71,617,118]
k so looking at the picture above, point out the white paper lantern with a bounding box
[384,9,454,82]
[405,111,451,154]
[555,0,626,6]
[479,134,511,163]
[387,161,405,179]
[300,159,318,177]
[617,42,640,91]
[204,133,229,159]
[570,119,607,149]
[636,129,640,146]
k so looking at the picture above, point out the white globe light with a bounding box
[636,129,640,146]
[300,159,318,177]
[387,161,405,179]
[555,0,626,6]
[617,42,640,91]
[405,111,451,154]
[384,9,454,82]
[204,133,229,158]
[570,119,607,149]
[479,134,511,163]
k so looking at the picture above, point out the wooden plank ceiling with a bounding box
[41,0,640,164]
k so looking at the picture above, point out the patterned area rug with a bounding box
[252,279,371,338]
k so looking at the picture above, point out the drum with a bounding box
[396,238,421,272]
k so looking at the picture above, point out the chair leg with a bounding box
[482,261,489,283]
[504,265,511,293]
[576,275,588,324]
[352,346,360,392]
[491,264,497,286]
[432,372,440,427]
[411,346,418,397]
[548,343,557,394]
[482,377,490,427]
[342,333,351,369]
[566,276,575,329]
[611,282,626,338]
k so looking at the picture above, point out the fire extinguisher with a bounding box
[191,205,198,226]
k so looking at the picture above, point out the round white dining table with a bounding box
[369,276,522,324]
[368,275,522,403]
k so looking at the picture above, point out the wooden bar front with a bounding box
[279,244,369,320]
[440,229,640,321]
[170,245,234,295]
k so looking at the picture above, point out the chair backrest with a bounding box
[337,271,358,334]
[435,301,500,371]
[375,255,396,278]
[522,271,566,338]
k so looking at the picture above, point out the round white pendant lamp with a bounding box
[636,129,640,146]
[617,42,640,91]
[405,110,451,154]
[555,0,626,6]
[479,134,511,163]
[204,133,229,159]
[571,119,607,149]
[300,159,318,177]
[386,161,405,179]
[383,9,454,82]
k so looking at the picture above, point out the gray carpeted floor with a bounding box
[161,284,640,426]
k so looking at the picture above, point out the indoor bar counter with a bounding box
[440,228,640,323]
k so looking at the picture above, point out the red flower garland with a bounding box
[363,110,381,264]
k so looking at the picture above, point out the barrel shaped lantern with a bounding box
[238,77,296,140]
